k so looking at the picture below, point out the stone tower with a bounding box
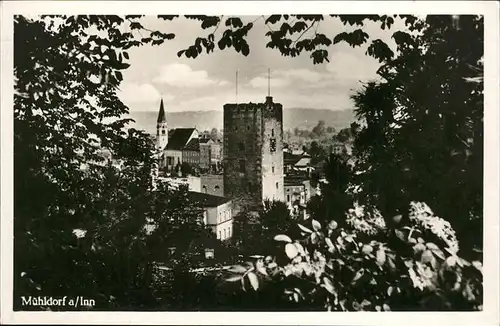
[223,96,284,211]
[156,98,168,150]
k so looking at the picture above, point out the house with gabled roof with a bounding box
[188,191,233,241]
[162,127,199,171]
[284,151,312,174]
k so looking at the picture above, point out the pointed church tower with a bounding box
[156,98,168,150]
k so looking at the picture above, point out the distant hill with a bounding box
[127,108,357,135]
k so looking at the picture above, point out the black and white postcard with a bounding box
[1,1,499,325]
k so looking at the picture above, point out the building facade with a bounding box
[284,174,312,219]
[210,141,223,172]
[223,96,284,210]
[188,191,233,241]
[182,138,200,167]
[199,137,223,173]
[199,137,213,170]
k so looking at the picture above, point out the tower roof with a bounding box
[157,98,166,123]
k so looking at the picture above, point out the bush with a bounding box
[225,201,482,311]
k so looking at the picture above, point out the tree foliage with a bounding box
[172,15,426,65]
[307,153,353,225]
[232,201,295,258]
[350,15,484,257]
[14,15,206,310]
[226,202,483,311]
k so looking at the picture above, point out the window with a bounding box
[287,194,290,202]
[205,248,215,259]
[202,185,207,193]
[162,129,166,135]
[157,129,159,136]
[272,166,275,173]
[270,138,276,153]
[215,185,220,191]
[239,159,246,173]
[276,182,279,189]
[271,129,274,137]
[218,231,221,239]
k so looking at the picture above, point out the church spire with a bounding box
[157,98,166,123]
[156,98,169,152]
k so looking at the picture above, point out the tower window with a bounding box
[271,129,274,137]
[157,130,159,136]
[276,182,279,189]
[272,166,275,173]
[270,138,276,153]
[162,129,166,135]
[239,159,246,173]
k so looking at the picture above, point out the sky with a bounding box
[118,16,408,113]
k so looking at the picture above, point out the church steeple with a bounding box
[157,98,166,123]
[156,98,168,151]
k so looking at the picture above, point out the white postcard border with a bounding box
[1,1,498,325]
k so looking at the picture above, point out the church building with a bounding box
[155,99,199,172]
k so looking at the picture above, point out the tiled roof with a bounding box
[284,152,302,165]
[183,138,200,151]
[165,128,196,150]
[188,191,231,208]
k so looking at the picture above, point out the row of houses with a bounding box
[159,127,223,173]
[156,100,223,174]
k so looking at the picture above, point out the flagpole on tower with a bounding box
[236,69,239,104]
[268,68,271,96]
